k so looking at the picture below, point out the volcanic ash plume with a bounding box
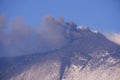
[0,16,68,57]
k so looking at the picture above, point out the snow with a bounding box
[102,51,109,57]
[10,60,120,80]
[10,60,61,80]
[77,26,88,30]
[92,30,98,33]
[107,57,117,64]
[62,64,120,80]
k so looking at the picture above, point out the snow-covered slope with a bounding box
[6,53,120,80]
[0,23,120,80]
[10,60,60,80]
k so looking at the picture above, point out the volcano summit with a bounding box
[0,18,120,80]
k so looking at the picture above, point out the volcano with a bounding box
[0,22,120,80]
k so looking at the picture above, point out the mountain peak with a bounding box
[77,26,89,31]
[0,19,120,80]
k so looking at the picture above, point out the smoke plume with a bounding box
[0,15,68,57]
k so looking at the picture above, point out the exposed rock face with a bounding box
[0,23,120,80]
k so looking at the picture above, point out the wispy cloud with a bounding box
[0,15,6,29]
[105,33,120,45]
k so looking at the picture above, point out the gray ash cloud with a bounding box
[0,15,74,57]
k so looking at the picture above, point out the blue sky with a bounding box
[0,0,120,33]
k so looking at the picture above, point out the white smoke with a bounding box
[105,33,120,45]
